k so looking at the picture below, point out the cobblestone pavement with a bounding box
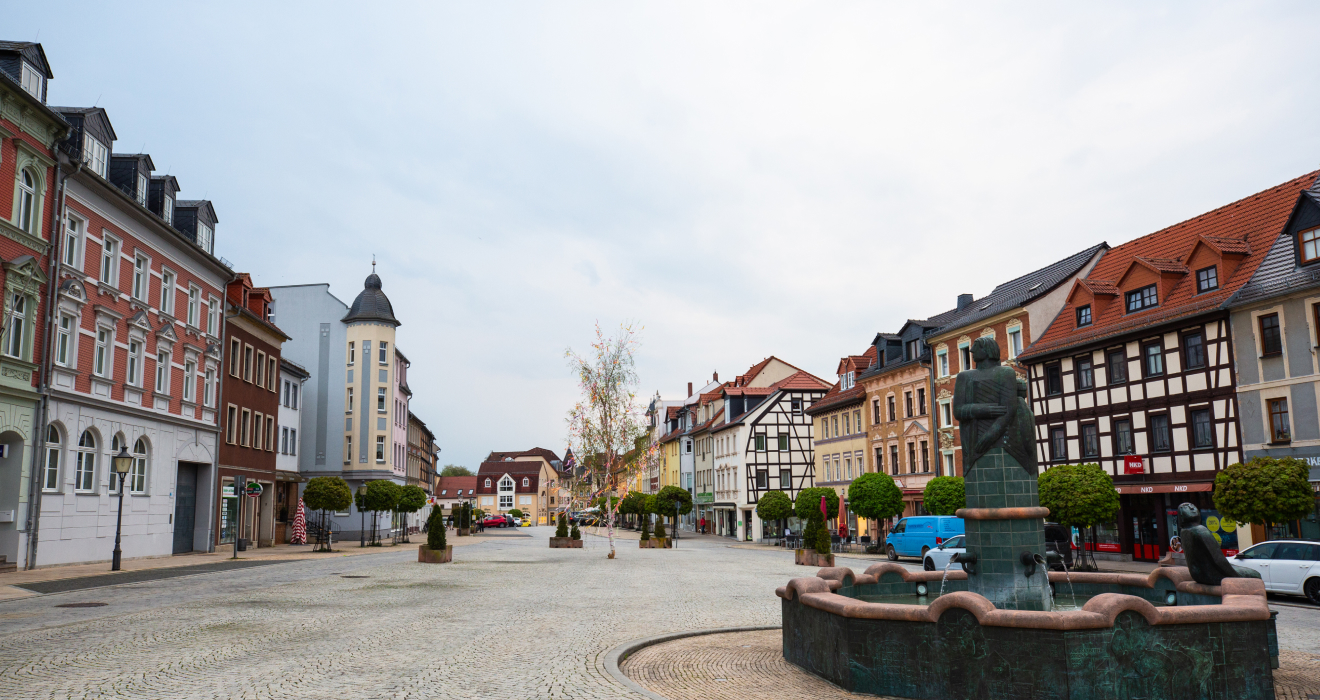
[0,528,1314,700]
[624,630,1320,700]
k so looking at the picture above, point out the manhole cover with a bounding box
[55,602,107,608]
[340,575,370,579]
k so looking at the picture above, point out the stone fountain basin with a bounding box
[776,563,1276,700]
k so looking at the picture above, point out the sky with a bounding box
[11,2,1320,468]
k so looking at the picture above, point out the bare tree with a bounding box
[565,322,645,559]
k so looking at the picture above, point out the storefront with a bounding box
[217,472,275,548]
[1108,482,1236,562]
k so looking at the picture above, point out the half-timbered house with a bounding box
[1018,170,1320,563]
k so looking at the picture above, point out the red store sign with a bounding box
[1123,455,1145,474]
[1114,482,1214,495]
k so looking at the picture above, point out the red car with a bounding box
[482,515,508,528]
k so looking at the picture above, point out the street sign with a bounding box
[245,481,264,497]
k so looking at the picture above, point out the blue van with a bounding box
[886,516,964,560]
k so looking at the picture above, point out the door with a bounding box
[889,519,907,552]
[1233,542,1276,588]
[172,463,198,554]
[1132,514,1161,561]
[1269,541,1313,592]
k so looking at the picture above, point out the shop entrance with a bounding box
[172,463,198,554]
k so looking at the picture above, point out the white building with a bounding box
[274,358,308,537]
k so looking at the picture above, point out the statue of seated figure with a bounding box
[1177,502,1260,586]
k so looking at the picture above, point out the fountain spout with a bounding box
[1020,551,1046,578]
[952,551,977,576]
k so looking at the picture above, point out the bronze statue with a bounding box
[953,337,1036,473]
[1176,502,1260,585]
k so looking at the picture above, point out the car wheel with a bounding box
[887,545,898,561]
[924,557,935,571]
[1305,577,1320,606]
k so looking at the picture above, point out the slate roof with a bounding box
[175,200,218,223]
[342,273,400,326]
[805,384,866,415]
[0,41,52,78]
[1228,184,1320,307]
[929,243,1108,336]
[1019,170,1320,360]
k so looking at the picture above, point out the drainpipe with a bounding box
[213,296,237,555]
[24,151,78,570]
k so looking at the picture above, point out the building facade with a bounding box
[806,348,874,537]
[275,358,308,543]
[1020,170,1319,562]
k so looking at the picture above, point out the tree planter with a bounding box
[640,538,671,549]
[795,549,834,567]
[418,544,453,563]
[549,537,583,548]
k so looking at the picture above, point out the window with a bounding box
[54,314,74,366]
[905,339,920,361]
[376,436,386,462]
[1007,328,1023,359]
[831,416,838,437]
[163,194,174,224]
[1126,284,1158,313]
[265,416,275,451]
[281,427,290,454]
[183,360,196,401]
[268,358,278,391]
[4,294,26,358]
[905,391,913,418]
[152,352,168,392]
[1259,314,1282,356]
[42,425,60,492]
[109,435,126,494]
[187,287,200,327]
[1195,266,1218,293]
[1076,305,1092,327]
[777,434,789,451]
[1050,427,1067,460]
[942,452,954,476]
[19,60,44,99]
[874,446,883,473]
[1114,419,1134,455]
[255,351,266,387]
[854,410,861,432]
[1181,332,1205,370]
[889,445,899,476]
[1302,227,1320,263]
[132,255,148,300]
[1150,414,1171,452]
[130,439,147,493]
[920,441,929,472]
[226,405,238,444]
[126,340,142,386]
[940,401,952,429]
[1269,398,1291,443]
[229,338,241,376]
[288,429,297,456]
[207,299,219,336]
[937,350,949,377]
[240,408,251,446]
[94,328,110,376]
[16,169,37,233]
[1191,409,1213,448]
[196,223,213,254]
[1046,364,1062,395]
[1076,356,1093,390]
[346,388,354,413]
[843,413,850,434]
[1144,343,1164,377]
[83,136,108,177]
[887,396,896,422]
[346,436,353,463]
[1107,349,1127,384]
[204,369,215,406]
[348,342,355,365]
[161,271,176,316]
[791,398,802,415]
[873,399,881,424]
[243,344,253,382]
[100,236,119,285]
[377,387,387,412]
[959,344,972,371]
[779,468,791,489]
[1081,423,1099,457]
[75,430,96,492]
[522,477,530,487]
[379,341,388,365]
[917,388,926,415]
[754,434,766,451]
[291,382,298,409]
[63,216,82,267]
[136,173,148,205]
[907,442,917,474]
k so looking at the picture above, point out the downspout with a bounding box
[25,151,79,570]
[211,294,236,554]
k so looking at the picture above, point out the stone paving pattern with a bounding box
[0,527,1314,700]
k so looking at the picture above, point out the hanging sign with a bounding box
[1123,456,1146,475]
[245,481,264,497]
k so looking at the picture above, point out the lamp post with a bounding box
[110,445,133,571]
[357,484,366,547]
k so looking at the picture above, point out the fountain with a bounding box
[777,338,1277,700]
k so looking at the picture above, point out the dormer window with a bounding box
[197,223,213,254]
[136,174,148,205]
[1125,285,1157,313]
[1301,228,1320,264]
[1076,305,1092,327]
[1195,266,1218,293]
[82,136,108,178]
[20,61,44,100]
[163,195,174,224]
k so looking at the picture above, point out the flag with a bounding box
[820,495,827,519]
[291,498,307,545]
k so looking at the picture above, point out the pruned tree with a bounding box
[1038,463,1120,570]
[303,476,352,552]
[362,480,401,546]
[922,476,965,516]
[756,490,794,542]
[794,487,839,554]
[565,322,646,559]
[395,485,428,543]
[655,485,693,541]
[1214,457,1314,527]
[849,473,905,545]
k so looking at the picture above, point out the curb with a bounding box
[603,625,782,700]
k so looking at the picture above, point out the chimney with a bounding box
[712,371,718,382]
[957,293,974,310]
[688,382,693,397]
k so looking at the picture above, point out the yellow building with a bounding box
[480,449,565,524]
[342,273,401,476]
[807,349,877,538]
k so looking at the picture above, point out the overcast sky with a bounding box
[13,3,1320,468]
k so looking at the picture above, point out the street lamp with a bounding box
[110,445,133,571]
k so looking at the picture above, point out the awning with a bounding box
[1114,482,1213,495]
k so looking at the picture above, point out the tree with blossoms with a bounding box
[565,322,646,559]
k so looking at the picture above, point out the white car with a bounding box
[1231,540,1320,604]
[923,535,966,572]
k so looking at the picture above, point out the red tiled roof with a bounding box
[1020,170,1320,360]
[1078,279,1118,296]
[477,460,545,475]
[666,406,682,420]
[1135,257,1189,274]
[724,386,774,397]
[769,370,832,392]
[805,383,866,415]
[435,476,477,496]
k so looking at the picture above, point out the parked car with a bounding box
[482,515,507,528]
[886,516,965,560]
[923,535,966,571]
[1044,522,1075,570]
[520,516,531,526]
[1231,540,1320,604]
[503,514,518,528]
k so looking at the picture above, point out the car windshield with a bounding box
[1238,543,1277,560]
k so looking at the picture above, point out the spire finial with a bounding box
[372,254,376,274]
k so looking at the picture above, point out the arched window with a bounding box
[17,168,36,233]
[484,478,491,487]
[110,434,125,493]
[130,438,148,494]
[75,430,96,492]
[42,425,61,491]
[522,477,529,487]
[4,293,25,359]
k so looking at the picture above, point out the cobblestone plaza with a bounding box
[1,529,1317,699]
